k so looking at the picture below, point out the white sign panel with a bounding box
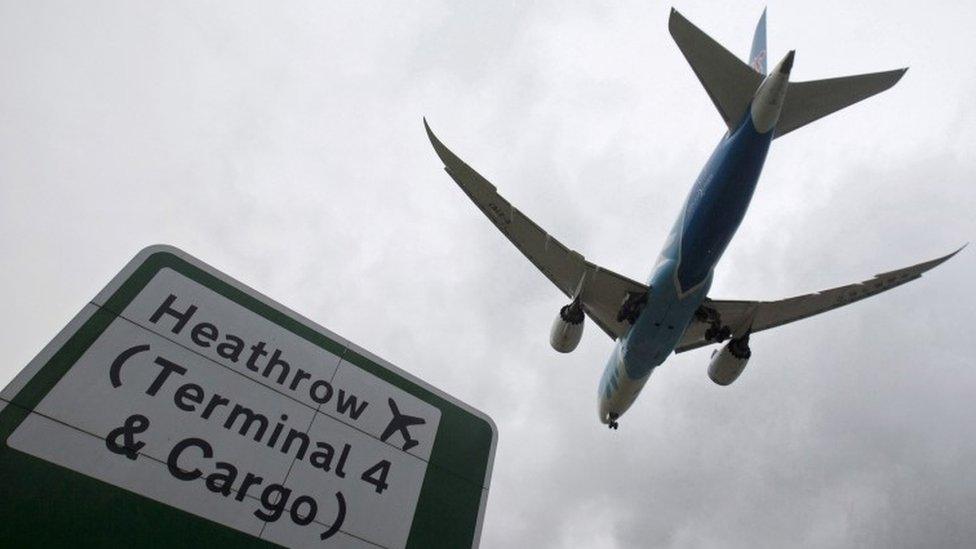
[0,246,496,548]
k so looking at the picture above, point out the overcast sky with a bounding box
[2,1,975,547]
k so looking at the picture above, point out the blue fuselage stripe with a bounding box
[599,114,773,413]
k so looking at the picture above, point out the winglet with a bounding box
[882,245,967,280]
[941,243,968,263]
[423,118,498,193]
[423,116,445,162]
[424,117,461,174]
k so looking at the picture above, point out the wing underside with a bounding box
[676,248,964,353]
[424,120,648,340]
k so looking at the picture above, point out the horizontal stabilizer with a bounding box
[669,9,763,131]
[775,69,907,137]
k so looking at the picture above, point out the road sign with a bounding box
[0,245,496,548]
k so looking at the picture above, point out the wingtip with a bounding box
[420,117,462,171]
[422,116,440,147]
[927,244,967,270]
[889,67,909,84]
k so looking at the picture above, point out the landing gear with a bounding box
[608,413,620,430]
[616,292,648,325]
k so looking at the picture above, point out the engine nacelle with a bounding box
[708,335,751,386]
[550,303,585,353]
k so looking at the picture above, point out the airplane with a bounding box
[424,8,962,430]
[380,398,426,451]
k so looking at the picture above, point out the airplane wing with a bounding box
[424,119,649,340]
[675,248,964,353]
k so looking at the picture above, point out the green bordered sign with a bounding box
[0,245,496,548]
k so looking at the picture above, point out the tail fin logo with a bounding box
[750,50,767,73]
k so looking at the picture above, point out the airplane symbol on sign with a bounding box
[380,398,426,451]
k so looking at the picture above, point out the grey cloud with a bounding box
[1,1,974,547]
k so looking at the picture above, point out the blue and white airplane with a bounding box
[425,9,961,429]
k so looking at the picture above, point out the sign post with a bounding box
[0,245,496,548]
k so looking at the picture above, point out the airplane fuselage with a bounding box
[598,112,773,424]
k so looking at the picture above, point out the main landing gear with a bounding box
[608,413,620,430]
[616,292,648,325]
[696,304,732,343]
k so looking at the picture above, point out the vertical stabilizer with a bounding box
[749,9,767,74]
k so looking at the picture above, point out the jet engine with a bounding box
[550,302,585,353]
[708,334,751,386]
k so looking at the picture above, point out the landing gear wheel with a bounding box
[616,292,649,325]
[705,325,732,343]
[609,421,619,430]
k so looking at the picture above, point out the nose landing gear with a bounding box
[608,412,620,430]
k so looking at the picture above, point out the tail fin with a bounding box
[669,8,762,131]
[774,69,908,137]
[749,8,767,75]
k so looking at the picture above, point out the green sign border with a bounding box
[0,248,496,548]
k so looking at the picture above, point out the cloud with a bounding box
[1,1,973,547]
